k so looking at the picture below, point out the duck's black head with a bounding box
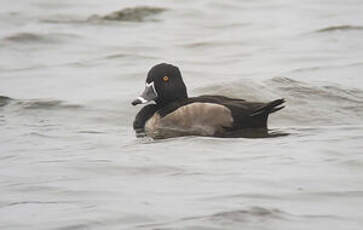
[132,63,188,106]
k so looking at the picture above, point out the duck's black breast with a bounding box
[133,104,159,137]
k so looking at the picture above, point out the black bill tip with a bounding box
[131,99,141,106]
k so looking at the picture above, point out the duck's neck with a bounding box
[155,97,189,117]
[155,101,173,109]
[156,95,188,108]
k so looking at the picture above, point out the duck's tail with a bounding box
[250,98,286,117]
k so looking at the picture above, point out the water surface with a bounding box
[1,0,363,229]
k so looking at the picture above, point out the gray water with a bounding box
[1,0,363,229]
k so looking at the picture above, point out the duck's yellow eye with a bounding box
[162,75,169,82]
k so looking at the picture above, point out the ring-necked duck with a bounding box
[132,63,285,139]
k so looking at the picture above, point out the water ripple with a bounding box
[88,6,167,22]
[315,25,363,33]
[3,32,79,44]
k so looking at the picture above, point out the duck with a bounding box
[132,63,285,139]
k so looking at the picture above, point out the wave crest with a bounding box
[88,6,167,22]
[0,96,81,110]
[0,96,13,107]
[19,100,82,110]
[209,206,286,222]
[315,25,363,33]
[3,32,78,44]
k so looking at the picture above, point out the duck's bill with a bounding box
[131,81,158,106]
